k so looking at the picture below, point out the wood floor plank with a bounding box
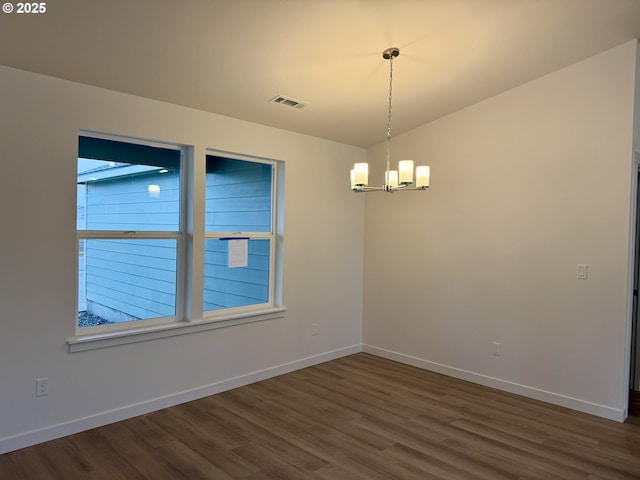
[349,414,517,480]
[2,353,640,479]
[145,406,260,478]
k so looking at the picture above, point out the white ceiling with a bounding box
[2,0,640,148]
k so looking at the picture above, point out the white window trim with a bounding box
[75,132,187,337]
[69,135,285,351]
[202,149,281,321]
[68,307,286,353]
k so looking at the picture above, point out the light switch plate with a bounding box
[577,264,588,279]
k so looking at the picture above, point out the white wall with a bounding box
[363,41,639,420]
[0,66,365,453]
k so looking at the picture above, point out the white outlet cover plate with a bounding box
[577,264,588,279]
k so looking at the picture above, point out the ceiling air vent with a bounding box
[269,95,307,109]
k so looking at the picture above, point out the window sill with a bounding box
[68,307,286,353]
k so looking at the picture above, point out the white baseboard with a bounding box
[363,344,625,422]
[4,343,624,455]
[0,344,362,455]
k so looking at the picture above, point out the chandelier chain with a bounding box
[386,53,394,178]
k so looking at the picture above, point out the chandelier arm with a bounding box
[396,186,429,191]
[353,186,386,192]
[353,185,428,193]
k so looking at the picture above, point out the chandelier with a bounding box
[350,47,430,193]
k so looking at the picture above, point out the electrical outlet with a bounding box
[311,323,318,336]
[492,342,501,357]
[36,377,48,397]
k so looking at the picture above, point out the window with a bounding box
[204,155,275,315]
[75,134,283,340]
[77,136,183,333]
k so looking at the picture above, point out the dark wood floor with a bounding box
[2,353,640,479]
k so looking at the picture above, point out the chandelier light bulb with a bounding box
[398,160,414,184]
[416,166,430,188]
[385,170,399,189]
[353,163,369,186]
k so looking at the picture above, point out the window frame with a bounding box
[203,150,278,319]
[70,133,285,351]
[75,132,187,336]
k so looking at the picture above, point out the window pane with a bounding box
[205,156,272,232]
[78,239,177,327]
[203,239,270,311]
[78,137,181,231]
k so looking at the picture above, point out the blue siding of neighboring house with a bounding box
[84,172,180,231]
[86,239,177,319]
[83,172,179,321]
[204,157,272,311]
[205,157,272,232]
[80,155,273,322]
[203,239,270,310]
